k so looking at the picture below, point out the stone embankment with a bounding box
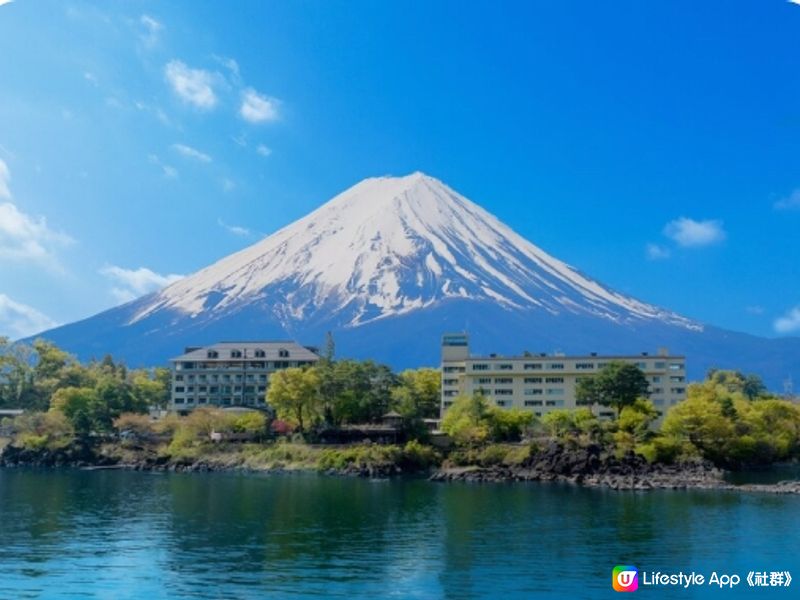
[429,442,800,494]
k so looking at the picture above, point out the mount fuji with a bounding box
[31,172,799,388]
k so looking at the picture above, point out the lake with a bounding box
[1,469,798,599]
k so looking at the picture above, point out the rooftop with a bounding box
[171,341,320,362]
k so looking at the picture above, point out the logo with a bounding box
[613,566,639,592]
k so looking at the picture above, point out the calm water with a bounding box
[1,470,799,599]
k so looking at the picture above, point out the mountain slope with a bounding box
[30,173,799,389]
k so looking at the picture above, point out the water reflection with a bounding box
[1,470,799,599]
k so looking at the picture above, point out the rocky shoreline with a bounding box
[430,442,800,494]
[3,440,800,494]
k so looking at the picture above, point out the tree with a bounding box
[267,367,322,432]
[50,387,99,435]
[576,361,650,416]
[391,368,441,420]
[441,393,533,445]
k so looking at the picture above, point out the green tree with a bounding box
[267,367,322,432]
[391,368,441,420]
[576,361,650,416]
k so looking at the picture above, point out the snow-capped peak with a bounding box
[131,172,700,331]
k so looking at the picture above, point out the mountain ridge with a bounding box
[26,172,798,389]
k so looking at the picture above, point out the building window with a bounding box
[524,388,543,396]
[524,377,542,384]
[524,363,542,370]
[443,366,465,373]
[175,375,184,382]
[476,377,491,384]
[496,400,507,407]
[636,362,648,369]
[545,400,564,407]
[494,389,513,396]
[494,377,513,384]
[670,376,685,382]
[174,397,185,404]
[575,363,595,370]
[669,363,683,371]
[548,363,564,370]
[198,397,207,404]
[207,350,218,359]
[472,364,489,371]
[278,348,289,358]
[524,400,543,407]
[652,376,662,383]
[670,387,686,394]
[443,378,459,386]
[443,390,458,397]
[654,361,667,369]
[545,377,564,384]
[255,349,266,358]
[174,386,185,393]
[597,362,608,369]
[498,364,513,370]
[231,350,242,358]
[545,388,564,396]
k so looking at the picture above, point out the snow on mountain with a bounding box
[131,172,701,331]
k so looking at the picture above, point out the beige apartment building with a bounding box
[440,333,687,419]
[169,341,320,413]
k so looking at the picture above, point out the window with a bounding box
[207,350,218,359]
[476,377,491,384]
[525,400,543,407]
[524,377,542,384]
[670,376,685,382]
[652,387,663,394]
[198,397,207,404]
[654,361,667,369]
[524,388,543,396]
[669,363,683,371]
[198,386,207,392]
[494,389,513,396]
[496,400,508,407]
[524,363,542,370]
[472,364,489,371]
[209,386,219,394]
[671,387,686,394]
[548,363,564,370]
[230,350,242,358]
[597,362,608,369]
[255,349,266,358]
[174,375,184,382]
[198,375,207,382]
[174,397,185,404]
[494,377,513,384]
[278,348,290,358]
[443,366,465,373]
[545,377,564,384]
[443,390,458,397]
[498,363,513,370]
[545,400,564,407]
[443,378,459,386]
[174,386,185,393]
[652,376,662,383]
[575,362,595,370]
[545,388,564,396]
[636,362,648,369]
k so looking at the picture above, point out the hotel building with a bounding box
[169,341,320,413]
[440,333,687,418]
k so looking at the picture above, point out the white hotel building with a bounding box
[440,333,687,418]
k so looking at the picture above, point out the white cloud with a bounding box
[100,265,183,304]
[240,88,279,123]
[0,159,73,266]
[0,294,57,339]
[663,217,726,248]
[774,189,800,210]
[172,143,212,163]
[140,14,163,48]
[164,60,217,110]
[0,158,10,200]
[0,1,14,7]
[148,154,178,178]
[213,55,240,82]
[645,243,670,260]
[256,143,272,157]
[775,306,800,334]
[217,218,251,237]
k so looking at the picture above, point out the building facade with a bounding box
[169,341,320,413]
[440,333,687,419]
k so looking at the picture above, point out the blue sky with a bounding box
[0,0,799,340]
